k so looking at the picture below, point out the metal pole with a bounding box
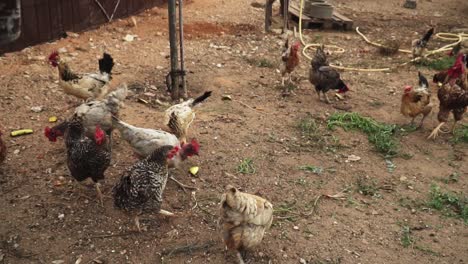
[178,0,187,99]
[282,0,289,33]
[168,0,180,100]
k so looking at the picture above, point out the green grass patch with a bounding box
[243,56,275,68]
[356,177,380,197]
[427,184,468,223]
[416,56,456,71]
[237,158,256,174]
[451,125,468,144]
[327,112,398,156]
[299,165,323,174]
[400,225,414,248]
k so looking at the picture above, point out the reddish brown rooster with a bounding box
[428,54,468,139]
[433,53,468,88]
[280,39,301,94]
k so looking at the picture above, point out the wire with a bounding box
[296,0,468,72]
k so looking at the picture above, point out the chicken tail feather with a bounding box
[191,91,212,107]
[99,53,115,74]
[418,72,429,89]
[420,27,434,48]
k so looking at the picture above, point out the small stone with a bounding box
[293,226,299,230]
[156,65,164,70]
[123,34,135,42]
[58,213,65,220]
[400,176,407,182]
[31,106,43,113]
[52,260,65,264]
[24,95,31,100]
[66,32,79,38]
[216,63,222,68]
[58,47,67,53]
[13,149,20,155]
[300,258,307,264]
[156,32,163,36]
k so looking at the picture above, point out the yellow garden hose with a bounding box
[297,0,468,72]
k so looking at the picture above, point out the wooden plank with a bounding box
[19,1,40,47]
[47,0,64,38]
[34,0,53,42]
[60,0,75,32]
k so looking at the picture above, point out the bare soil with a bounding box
[0,0,467,263]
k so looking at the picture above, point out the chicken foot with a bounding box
[236,250,246,264]
[427,122,445,139]
[323,92,331,104]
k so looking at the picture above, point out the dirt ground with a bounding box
[0,0,467,263]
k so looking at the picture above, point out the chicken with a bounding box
[280,39,301,93]
[65,115,112,205]
[309,45,349,104]
[44,84,127,142]
[0,131,6,165]
[48,51,114,100]
[112,116,180,158]
[428,54,468,139]
[163,91,212,143]
[411,27,434,58]
[113,143,200,231]
[433,53,468,87]
[400,72,432,128]
[448,40,468,57]
[219,185,273,264]
[44,120,69,142]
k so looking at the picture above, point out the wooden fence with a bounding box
[1,0,165,53]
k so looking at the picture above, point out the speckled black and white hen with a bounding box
[65,115,111,205]
[113,141,199,231]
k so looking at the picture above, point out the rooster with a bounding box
[44,84,127,142]
[219,185,273,264]
[309,45,349,103]
[65,115,112,205]
[163,91,212,143]
[0,131,6,165]
[428,54,468,139]
[48,51,114,100]
[113,143,199,231]
[280,39,301,93]
[411,27,434,58]
[432,53,468,88]
[400,72,432,128]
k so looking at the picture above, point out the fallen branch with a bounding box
[89,231,138,239]
[302,194,322,216]
[170,176,197,193]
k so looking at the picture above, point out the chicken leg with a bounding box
[95,182,104,207]
[323,92,331,104]
[236,250,248,264]
[427,122,445,139]
[134,215,141,232]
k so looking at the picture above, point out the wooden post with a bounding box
[178,0,187,99]
[265,0,275,32]
[168,0,180,100]
[282,0,289,33]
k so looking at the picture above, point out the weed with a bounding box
[299,165,323,174]
[237,158,256,174]
[400,225,413,248]
[356,177,380,197]
[416,56,456,71]
[327,112,398,156]
[451,125,468,144]
[298,117,320,139]
[414,245,441,256]
[243,56,275,68]
[442,172,459,184]
[257,58,275,68]
[427,184,468,223]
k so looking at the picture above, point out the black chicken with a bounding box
[65,115,111,205]
[309,45,349,104]
[412,27,434,58]
[113,141,199,231]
